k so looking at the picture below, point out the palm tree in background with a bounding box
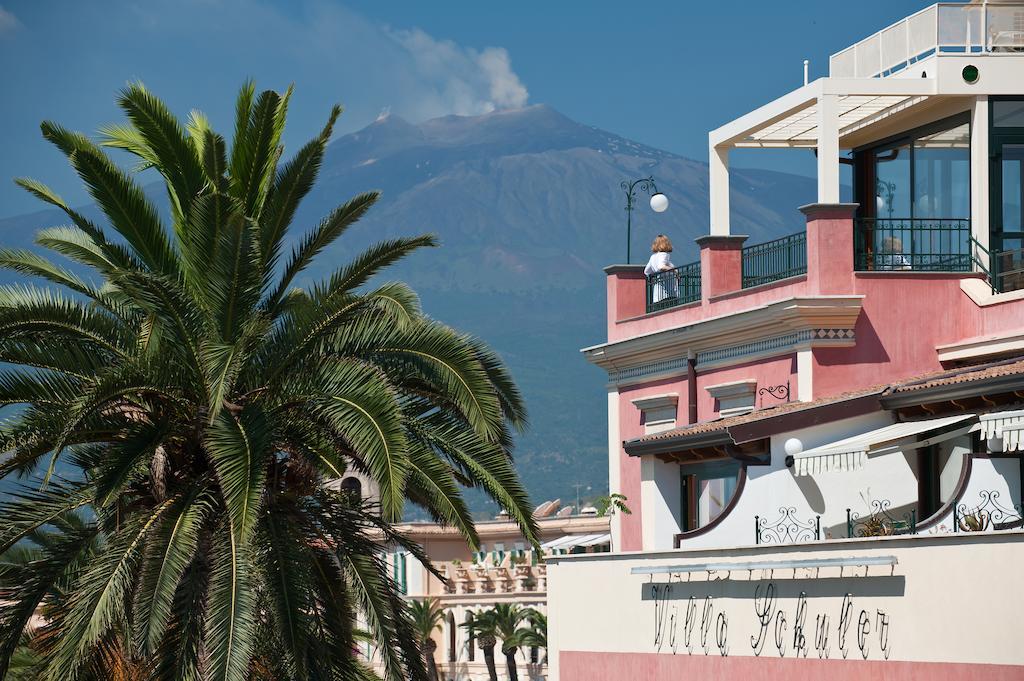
[463,610,499,681]
[513,610,547,665]
[0,81,538,680]
[408,599,445,681]
[477,604,531,681]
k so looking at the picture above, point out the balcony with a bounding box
[830,2,1024,79]
[972,240,1024,293]
[853,217,971,272]
[741,231,807,288]
[441,561,547,595]
[645,260,700,313]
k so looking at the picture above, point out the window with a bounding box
[855,114,971,271]
[392,552,407,594]
[993,99,1024,128]
[465,612,475,661]
[916,433,972,520]
[631,394,679,435]
[860,116,971,221]
[447,612,456,663]
[680,460,742,531]
[339,476,362,502]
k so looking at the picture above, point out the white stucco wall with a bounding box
[547,531,1024,679]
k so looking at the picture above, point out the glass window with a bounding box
[1002,144,1024,233]
[680,459,741,531]
[993,99,1024,128]
[914,123,970,219]
[875,144,911,219]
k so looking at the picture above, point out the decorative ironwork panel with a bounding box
[646,260,701,313]
[953,490,1024,532]
[742,231,807,288]
[755,507,821,545]
[854,218,971,272]
[847,500,917,538]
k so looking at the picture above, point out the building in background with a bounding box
[369,502,610,681]
[549,3,1024,679]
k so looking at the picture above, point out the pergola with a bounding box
[707,77,941,236]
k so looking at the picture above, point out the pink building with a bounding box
[549,4,1024,680]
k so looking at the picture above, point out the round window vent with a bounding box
[962,64,980,84]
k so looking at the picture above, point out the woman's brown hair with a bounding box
[651,234,673,253]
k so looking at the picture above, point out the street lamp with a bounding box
[621,176,669,263]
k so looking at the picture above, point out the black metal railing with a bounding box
[742,231,807,288]
[970,237,1024,294]
[646,260,701,313]
[754,507,820,545]
[953,490,1024,532]
[854,218,971,272]
[847,500,917,538]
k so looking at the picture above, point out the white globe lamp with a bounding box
[650,192,669,213]
[784,438,803,457]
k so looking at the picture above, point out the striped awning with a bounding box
[979,410,1024,452]
[792,413,976,477]
[540,533,611,551]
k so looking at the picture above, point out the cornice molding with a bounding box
[630,393,679,411]
[583,295,863,384]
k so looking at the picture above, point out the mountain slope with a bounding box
[0,104,816,514]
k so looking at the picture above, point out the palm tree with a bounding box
[0,81,538,681]
[408,599,446,681]
[513,610,547,665]
[475,604,531,681]
[463,610,499,681]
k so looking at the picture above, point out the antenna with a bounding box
[803,59,810,86]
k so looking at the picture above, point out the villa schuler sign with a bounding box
[650,579,892,661]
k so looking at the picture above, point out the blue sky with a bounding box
[0,0,933,218]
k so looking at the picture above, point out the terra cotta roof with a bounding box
[634,356,1024,444]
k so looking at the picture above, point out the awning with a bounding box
[980,410,1024,452]
[792,413,976,476]
[540,533,611,552]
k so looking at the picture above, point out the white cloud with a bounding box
[133,0,530,122]
[0,5,20,34]
[388,27,529,116]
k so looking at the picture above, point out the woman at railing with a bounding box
[644,234,677,303]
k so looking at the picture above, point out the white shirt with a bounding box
[644,251,673,276]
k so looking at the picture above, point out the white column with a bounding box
[971,96,990,252]
[607,388,623,550]
[640,457,682,551]
[709,144,731,235]
[796,348,813,402]
[817,94,840,204]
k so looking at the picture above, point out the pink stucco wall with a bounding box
[616,376,690,551]
[560,651,1024,681]
[603,209,1024,552]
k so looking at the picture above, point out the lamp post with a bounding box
[621,176,669,263]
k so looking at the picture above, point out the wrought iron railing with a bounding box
[953,490,1024,532]
[847,500,917,538]
[646,260,701,313]
[854,218,971,272]
[754,507,820,545]
[970,237,1024,294]
[741,231,807,289]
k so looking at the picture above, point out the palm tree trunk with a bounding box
[504,649,519,681]
[482,645,498,681]
[423,646,439,681]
